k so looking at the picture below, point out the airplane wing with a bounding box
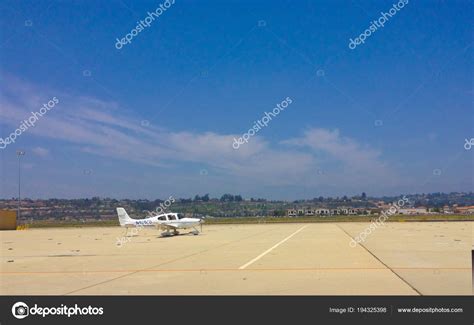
[158,223,178,230]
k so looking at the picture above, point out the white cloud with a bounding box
[282,128,389,174]
[32,147,49,157]
[0,76,397,194]
[281,128,400,189]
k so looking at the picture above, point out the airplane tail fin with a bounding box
[116,208,134,226]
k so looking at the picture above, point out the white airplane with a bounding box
[116,207,203,237]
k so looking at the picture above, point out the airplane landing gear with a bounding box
[161,229,179,237]
[161,230,172,237]
[123,227,130,237]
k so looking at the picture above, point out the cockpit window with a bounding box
[177,214,185,219]
[167,214,177,220]
[158,216,166,221]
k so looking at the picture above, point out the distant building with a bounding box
[287,209,321,216]
[443,205,454,214]
[375,201,388,208]
[454,206,474,214]
[315,208,330,216]
[398,207,427,215]
[348,208,358,215]
[336,207,358,215]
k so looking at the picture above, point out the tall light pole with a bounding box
[16,150,25,219]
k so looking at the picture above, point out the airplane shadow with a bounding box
[157,232,203,239]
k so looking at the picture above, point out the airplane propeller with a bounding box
[199,216,209,233]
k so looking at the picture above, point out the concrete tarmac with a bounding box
[0,222,471,295]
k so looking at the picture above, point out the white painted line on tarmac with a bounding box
[238,225,308,270]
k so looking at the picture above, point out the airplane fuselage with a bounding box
[124,214,201,230]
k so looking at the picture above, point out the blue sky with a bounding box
[0,0,472,199]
